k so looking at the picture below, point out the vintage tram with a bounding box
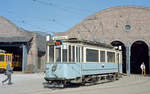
[0,49,22,72]
[44,37,122,87]
[0,50,13,72]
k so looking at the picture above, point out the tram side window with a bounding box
[63,49,67,62]
[5,55,7,62]
[117,53,119,63]
[8,55,11,62]
[56,48,61,62]
[107,52,115,63]
[100,51,105,62]
[0,55,4,61]
[81,47,84,62]
[72,46,75,62]
[49,46,54,62]
[76,46,80,62]
[68,45,76,62]
[86,49,98,62]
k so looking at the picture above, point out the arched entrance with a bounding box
[111,41,126,73]
[131,41,149,74]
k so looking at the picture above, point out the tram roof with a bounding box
[0,49,6,53]
[48,38,113,49]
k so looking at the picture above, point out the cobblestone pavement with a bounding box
[0,73,150,94]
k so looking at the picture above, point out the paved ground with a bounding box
[0,73,150,94]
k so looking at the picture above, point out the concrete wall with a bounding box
[26,34,38,72]
[26,34,46,73]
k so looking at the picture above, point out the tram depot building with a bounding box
[1,6,150,74]
[54,6,150,75]
[0,16,46,73]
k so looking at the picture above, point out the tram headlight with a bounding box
[101,64,104,68]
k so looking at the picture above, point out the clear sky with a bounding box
[0,0,150,35]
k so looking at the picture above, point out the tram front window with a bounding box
[63,49,67,62]
[72,46,75,62]
[76,46,80,62]
[56,48,61,62]
[51,44,83,63]
[49,46,54,62]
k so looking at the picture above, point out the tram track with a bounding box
[1,74,150,94]
[22,76,150,94]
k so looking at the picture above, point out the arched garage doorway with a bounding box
[131,41,149,74]
[111,41,126,73]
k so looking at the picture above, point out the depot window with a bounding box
[125,25,131,31]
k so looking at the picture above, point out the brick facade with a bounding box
[55,6,150,74]
[55,6,150,46]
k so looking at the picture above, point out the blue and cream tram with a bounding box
[44,37,122,87]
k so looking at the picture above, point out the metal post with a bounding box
[126,43,131,75]
[22,45,28,72]
[148,47,150,74]
[80,47,82,62]
[75,45,76,62]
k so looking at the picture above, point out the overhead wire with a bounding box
[47,0,93,13]
[32,0,92,17]
[1,0,91,33]
[0,9,58,33]
[32,0,90,31]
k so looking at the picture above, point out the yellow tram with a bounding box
[12,55,22,69]
[0,50,22,71]
[0,52,13,71]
